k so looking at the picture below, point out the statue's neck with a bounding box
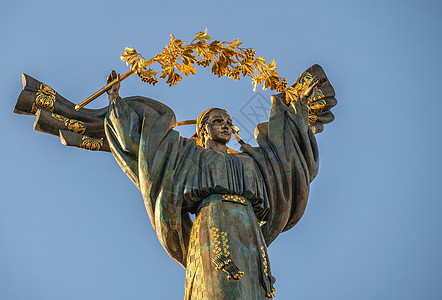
[205,139,228,154]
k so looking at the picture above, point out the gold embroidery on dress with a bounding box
[210,227,222,256]
[210,227,244,280]
[185,215,205,300]
[260,246,268,277]
[260,246,276,298]
[221,232,230,257]
[31,84,56,113]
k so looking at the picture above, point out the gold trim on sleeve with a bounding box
[52,113,86,134]
[31,84,56,113]
[79,136,103,151]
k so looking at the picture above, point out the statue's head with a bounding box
[197,108,232,148]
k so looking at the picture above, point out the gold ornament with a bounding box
[76,30,328,128]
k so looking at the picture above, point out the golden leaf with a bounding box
[170,34,176,44]
[285,86,298,104]
[182,49,195,65]
[160,70,169,79]
[143,69,158,77]
[173,61,181,72]
[162,63,173,72]
[125,47,137,55]
[208,40,221,55]
[166,72,182,87]
[181,64,197,77]
[211,60,224,77]
[166,71,175,84]
[175,73,183,82]
[126,56,138,65]
[264,74,280,90]
[219,50,234,66]
[254,57,268,73]
[195,41,209,57]
[131,59,145,73]
[121,52,134,62]
[194,28,211,43]
[263,78,271,90]
[120,53,129,61]
[172,38,185,46]
[229,38,243,49]
[268,59,277,71]
[241,63,254,77]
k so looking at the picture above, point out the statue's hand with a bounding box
[107,70,121,98]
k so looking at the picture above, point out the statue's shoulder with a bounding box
[122,96,176,119]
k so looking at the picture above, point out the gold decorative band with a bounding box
[31,84,56,113]
[221,194,246,204]
[185,214,205,299]
[210,227,244,280]
[79,136,103,151]
[260,246,268,277]
[52,113,86,134]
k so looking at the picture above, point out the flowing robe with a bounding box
[104,94,319,299]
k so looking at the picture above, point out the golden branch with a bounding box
[76,29,321,117]
[120,29,290,97]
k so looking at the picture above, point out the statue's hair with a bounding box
[196,108,228,147]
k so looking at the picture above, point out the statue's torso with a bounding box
[180,148,268,218]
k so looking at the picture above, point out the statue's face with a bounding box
[204,110,232,145]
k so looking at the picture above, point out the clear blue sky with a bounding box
[1,0,441,299]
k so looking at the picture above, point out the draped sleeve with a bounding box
[241,95,319,246]
[104,96,196,267]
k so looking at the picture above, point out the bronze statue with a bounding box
[14,59,336,298]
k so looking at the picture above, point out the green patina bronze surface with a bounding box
[14,64,336,299]
[104,92,319,299]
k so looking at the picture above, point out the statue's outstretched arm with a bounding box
[105,71,141,157]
